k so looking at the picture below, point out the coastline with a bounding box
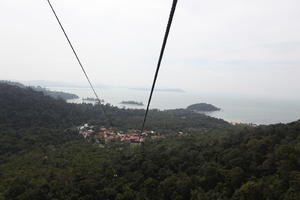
[225,119,258,126]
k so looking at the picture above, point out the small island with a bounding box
[120,101,144,106]
[83,97,104,102]
[187,103,221,112]
[83,97,97,101]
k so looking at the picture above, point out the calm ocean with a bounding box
[48,86,300,125]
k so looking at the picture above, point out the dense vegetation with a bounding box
[187,103,221,112]
[0,80,79,100]
[0,83,299,200]
[0,83,228,132]
[33,86,79,100]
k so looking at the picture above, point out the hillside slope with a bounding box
[0,80,79,100]
[0,83,229,131]
[1,121,299,199]
[0,83,229,155]
[1,83,299,199]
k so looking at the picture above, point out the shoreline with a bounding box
[225,119,258,126]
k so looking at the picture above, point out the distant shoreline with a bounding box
[21,81,186,93]
[48,85,300,125]
[224,119,258,126]
[120,101,144,106]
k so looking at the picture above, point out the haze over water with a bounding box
[48,86,300,125]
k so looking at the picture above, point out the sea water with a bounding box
[48,86,300,125]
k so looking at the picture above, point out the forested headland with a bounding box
[0,80,79,100]
[187,103,221,112]
[0,83,299,200]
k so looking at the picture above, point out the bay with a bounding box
[48,86,300,125]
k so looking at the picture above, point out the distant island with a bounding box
[187,103,221,112]
[83,97,96,101]
[120,101,144,106]
[83,97,104,102]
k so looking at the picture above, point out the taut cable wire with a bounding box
[141,0,178,133]
[46,0,113,127]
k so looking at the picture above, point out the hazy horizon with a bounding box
[1,0,300,100]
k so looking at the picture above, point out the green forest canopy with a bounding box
[0,83,299,200]
[187,103,221,112]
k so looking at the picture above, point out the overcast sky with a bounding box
[1,0,300,99]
